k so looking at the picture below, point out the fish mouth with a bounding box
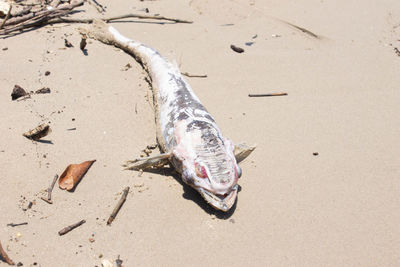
[197,184,238,212]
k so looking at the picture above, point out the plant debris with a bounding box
[35,87,51,94]
[11,84,28,100]
[230,44,244,53]
[23,124,51,141]
[64,38,74,47]
[248,93,288,97]
[0,241,15,265]
[80,34,87,50]
[7,222,28,227]
[58,160,96,191]
[41,174,59,204]
[107,186,130,225]
[58,219,86,235]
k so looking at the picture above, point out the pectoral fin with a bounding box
[234,143,256,163]
[123,152,172,170]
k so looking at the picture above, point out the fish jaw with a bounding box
[197,184,238,212]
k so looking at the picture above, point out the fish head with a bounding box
[174,124,241,212]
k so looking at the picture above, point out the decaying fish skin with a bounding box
[82,20,255,212]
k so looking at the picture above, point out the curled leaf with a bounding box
[59,160,96,191]
[23,123,51,140]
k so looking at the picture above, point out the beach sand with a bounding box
[1,0,400,266]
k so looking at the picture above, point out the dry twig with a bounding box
[182,72,207,78]
[7,222,28,227]
[107,186,130,225]
[58,219,86,235]
[248,93,288,97]
[41,174,58,204]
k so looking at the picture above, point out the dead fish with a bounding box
[82,20,255,212]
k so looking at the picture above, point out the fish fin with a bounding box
[123,152,172,170]
[234,143,256,163]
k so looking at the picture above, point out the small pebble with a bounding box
[45,71,50,76]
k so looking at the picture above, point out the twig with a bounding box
[107,186,130,225]
[0,4,12,30]
[7,222,28,227]
[89,0,105,13]
[248,93,287,97]
[0,241,15,265]
[50,13,193,24]
[58,219,86,235]
[41,174,58,204]
[181,72,207,78]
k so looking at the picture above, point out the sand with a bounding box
[1,0,400,266]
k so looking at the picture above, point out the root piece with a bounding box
[59,160,96,191]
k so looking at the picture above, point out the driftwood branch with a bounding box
[0,241,15,265]
[58,219,86,235]
[0,0,84,35]
[49,13,193,24]
[107,186,130,225]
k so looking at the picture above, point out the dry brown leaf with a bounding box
[59,160,96,191]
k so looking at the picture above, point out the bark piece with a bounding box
[11,84,28,100]
[23,124,51,140]
[58,160,96,191]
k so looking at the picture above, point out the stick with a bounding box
[0,241,15,265]
[248,93,287,97]
[107,187,130,225]
[58,219,86,235]
[0,4,12,30]
[49,13,193,24]
[181,72,207,78]
[7,222,28,227]
[41,174,58,204]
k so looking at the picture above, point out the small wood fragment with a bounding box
[248,93,287,97]
[23,124,51,141]
[0,241,15,265]
[181,72,207,78]
[11,85,28,100]
[230,45,244,53]
[7,222,28,227]
[35,87,51,94]
[80,34,87,50]
[58,219,86,235]
[64,38,73,47]
[107,187,130,225]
